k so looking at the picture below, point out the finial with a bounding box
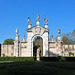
[51,33,53,41]
[36,13,40,26]
[23,34,25,38]
[58,28,61,31]
[57,28,61,41]
[28,17,31,24]
[44,17,48,24]
[51,33,53,37]
[23,33,25,42]
[16,28,19,35]
[58,28,61,34]
[37,13,40,20]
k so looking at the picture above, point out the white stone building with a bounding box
[1,14,64,57]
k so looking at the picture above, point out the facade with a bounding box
[1,14,75,57]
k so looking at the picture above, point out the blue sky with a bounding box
[0,0,75,44]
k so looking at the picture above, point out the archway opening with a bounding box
[33,36,43,57]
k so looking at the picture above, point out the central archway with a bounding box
[31,34,44,57]
[33,36,43,57]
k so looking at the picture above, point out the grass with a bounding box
[0,61,75,75]
[0,61,13,63]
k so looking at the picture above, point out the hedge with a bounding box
[40,57,75,62]
[0,57,35,61]
[0,57,75,62]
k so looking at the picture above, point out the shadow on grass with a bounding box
[0,61,75,75]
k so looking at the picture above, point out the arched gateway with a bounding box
[27,14,49,57]
[33,36,43,57]
[13,14,62,57]
[2,14,75,57]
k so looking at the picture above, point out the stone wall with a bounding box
[49,42,57,56]
[1,45,14,56]
[49,43,75,57]
[20,42,28,57]
[1,44,75,57]
[62,44,75,56]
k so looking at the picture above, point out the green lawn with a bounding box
[0,61,75,75]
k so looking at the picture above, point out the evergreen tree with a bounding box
[3,39,14,45]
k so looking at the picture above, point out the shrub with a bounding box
[0,57,35,62]
[57,56,66,62]
[69,52,74,56]
[11,53,13,56]
[2,54,5,57]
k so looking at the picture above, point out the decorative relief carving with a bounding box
[32,27,44,35]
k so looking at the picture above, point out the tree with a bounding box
[62,29,75,44]
[62,36,70,44]
[3,39,14,45]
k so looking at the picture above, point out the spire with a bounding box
[44,17,48,28]
[36,13,40,26]
[28,17,31,28]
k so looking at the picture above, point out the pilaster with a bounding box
[14,28,19,57]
